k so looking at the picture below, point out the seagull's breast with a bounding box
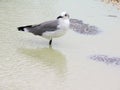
[58,19,70,29]
[42,28,67,39]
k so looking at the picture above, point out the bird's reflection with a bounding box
[19,47,67,77]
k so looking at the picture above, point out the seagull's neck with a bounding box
[58,19,70,29]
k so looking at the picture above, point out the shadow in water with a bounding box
[90,55,120,65]
[70,19,101,35]
[19,47,67,77]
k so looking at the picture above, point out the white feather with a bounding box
[24,28,29,32]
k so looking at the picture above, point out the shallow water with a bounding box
[0,0,120,90]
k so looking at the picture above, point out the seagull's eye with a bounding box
[65,14,67,16]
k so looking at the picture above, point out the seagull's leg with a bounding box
[49,39,52,46]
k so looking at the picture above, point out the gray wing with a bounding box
[27,20,58,35]
[70,18,100,35]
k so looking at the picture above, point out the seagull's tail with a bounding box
[17,25,32,31]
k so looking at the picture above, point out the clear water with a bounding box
[0,0,120,90]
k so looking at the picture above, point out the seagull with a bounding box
[18,12,70,46]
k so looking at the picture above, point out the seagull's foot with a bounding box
[49,39,52,46]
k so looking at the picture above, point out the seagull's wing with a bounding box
[26,20,59,35]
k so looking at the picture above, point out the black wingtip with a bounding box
[17,25,32,31]
[17,27,24,31]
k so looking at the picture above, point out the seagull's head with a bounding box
[57,12,70,20]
